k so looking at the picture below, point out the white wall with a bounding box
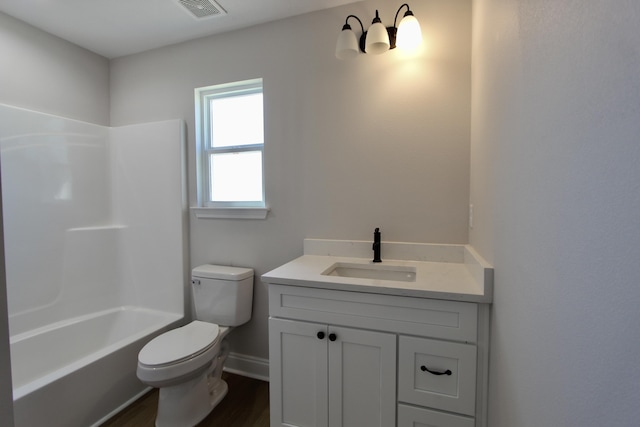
[0,166,14,427]
[110,0,472,359]
[0,12,110,125]
[471,0,640,425]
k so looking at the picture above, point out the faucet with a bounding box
[372,227,382,263]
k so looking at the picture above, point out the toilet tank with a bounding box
[191,264,254,326]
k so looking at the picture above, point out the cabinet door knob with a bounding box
[420,365,452,376]
[328,333,337,342]
[317,331,325,340]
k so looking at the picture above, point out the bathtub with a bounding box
[11,306,183,427]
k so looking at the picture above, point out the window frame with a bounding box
[194,78,268,217]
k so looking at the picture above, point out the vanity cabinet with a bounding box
[269,318,396,427]
[268,284,490,427]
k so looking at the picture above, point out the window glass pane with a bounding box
[209,151,263,202]
[210,92,263,148]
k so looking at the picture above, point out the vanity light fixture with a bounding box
[335,3,422,60]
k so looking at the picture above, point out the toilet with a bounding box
[137,264,254,427]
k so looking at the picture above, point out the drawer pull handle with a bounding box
[329,333,337,342]
[317,331,325,340]
[421,366,452,376]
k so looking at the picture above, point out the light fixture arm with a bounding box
[342,14,365,34]
[393,3,412,28]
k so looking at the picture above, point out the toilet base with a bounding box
[209,377,229,409]
[155,373,228,427]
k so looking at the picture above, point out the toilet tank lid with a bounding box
[192,264,253,280]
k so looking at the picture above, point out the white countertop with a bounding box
[262,239,494,303]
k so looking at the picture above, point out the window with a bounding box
[194,79,268,219]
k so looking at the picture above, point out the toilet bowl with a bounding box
[136,265,254,427]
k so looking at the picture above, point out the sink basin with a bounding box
[321,262,416,282]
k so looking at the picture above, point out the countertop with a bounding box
[262,239,493,303]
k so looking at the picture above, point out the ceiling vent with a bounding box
[177,0,227,19]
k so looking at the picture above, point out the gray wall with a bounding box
[471,0,640,425]
[0,12,110,125]
[110,0,472,358]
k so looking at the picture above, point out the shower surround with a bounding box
[0,104,187,427]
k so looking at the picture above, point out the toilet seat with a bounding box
[137,321,224,387]
[139,321,220,367]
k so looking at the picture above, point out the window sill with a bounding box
[191,206,270,220]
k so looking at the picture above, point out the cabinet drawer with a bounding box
[398,404,475,427]
[269,284,478,342]
[398,336,477,416]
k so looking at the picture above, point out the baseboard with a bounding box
[224,352,270,382]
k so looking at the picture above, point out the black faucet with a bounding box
[372,227,382,263]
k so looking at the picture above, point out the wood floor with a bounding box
[101,372,270,427]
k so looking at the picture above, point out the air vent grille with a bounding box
[178,0,227,19]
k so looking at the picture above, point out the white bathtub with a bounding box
[11,306,183,427]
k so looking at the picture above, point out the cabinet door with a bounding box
[269,318,328,427]
[327,326,397,427]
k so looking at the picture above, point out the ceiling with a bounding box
[0,0,362,59]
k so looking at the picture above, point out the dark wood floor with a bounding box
[102,372,269,427]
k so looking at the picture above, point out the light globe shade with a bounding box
[365,22,390,54]
[396,15,422,50]
[336,29,360,59]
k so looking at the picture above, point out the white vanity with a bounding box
[263,239,493,427]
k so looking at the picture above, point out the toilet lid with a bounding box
[139,321,220,366]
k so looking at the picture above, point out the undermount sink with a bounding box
[321,262,417,282]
